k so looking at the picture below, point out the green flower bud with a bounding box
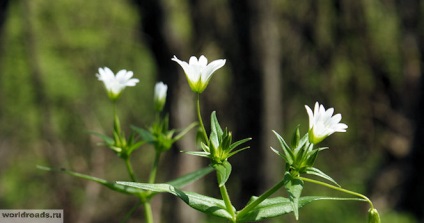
[368,208,381,223]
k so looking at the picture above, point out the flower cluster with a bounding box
[43,55,378,223]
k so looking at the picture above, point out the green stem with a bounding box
[219,184,236,222]
[196,94,209,145]
[148,151,162,184]
[124,157,137,182]
[298,176,374,209]
[237,178,286,219]
[143,201,154,223]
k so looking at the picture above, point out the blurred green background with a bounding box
[0,0,423,222]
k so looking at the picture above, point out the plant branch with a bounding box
[124,158,137,182]
[219,184,236,222]
[148,151,162,184]
[143,201,154,223]
[298,176,374,209]
[237,178,286,219]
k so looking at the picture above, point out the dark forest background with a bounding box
[0,0,423,222]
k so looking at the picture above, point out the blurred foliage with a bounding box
[0,0,421,222]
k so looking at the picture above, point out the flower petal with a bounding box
[201,59,226,83]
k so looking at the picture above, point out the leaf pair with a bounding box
[37,165,213,199]
[117,179,366,222]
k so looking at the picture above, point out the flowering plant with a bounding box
[39,56,380,223]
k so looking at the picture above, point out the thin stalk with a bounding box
[124,157,137,182]
[148,151,162,184]
[298,176,374,209]
[143,201,154,223]
[219,184,236,222]
[196,94,209,145]
[120,201,142,223]
[237,178,286,219]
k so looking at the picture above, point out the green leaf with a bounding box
[237,196,367,222]
[37,165,143,195]
[173,122,198,142]
[283,172,304,220]
[214,161,232,187]
[89,131,115,146]
[304,148,319,167]
[131,126,155,143]
[211,111,224,140]
[127,140,146,154]
[272,131,295,165]
[228,137,252,152]
[117,182,233,220]
[291,126,301,148]
[304,167,340,187]
[183,151,211,158]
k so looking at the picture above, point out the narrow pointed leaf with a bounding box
[183,151,211,158]
[270,146,287,161]
[127,141,146,154]
[273,131,295,164]
[228,137,252,151]
[294,133,310,154]
[237,196,367,222]
[283,172,304,220]
[37,165,143,195]
[211,111,224,138]
[89,132,115,146]
[173,122,198,141]
[291,126,301,148]
[228,146,250,158]
[303,148,319,167]
[304,167,340,187]
[117,182,233,220]
[131,126,155,142]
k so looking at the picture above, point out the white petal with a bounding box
[201,59,226,83]
[172,56,198,82]
[189,56,199,65]
[115,69,128,80]
[305,105,314,129]
[198,55,208,66]
[125,78,139,86]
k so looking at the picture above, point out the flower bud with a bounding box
[368,208,381,223]
[154,82,168,112]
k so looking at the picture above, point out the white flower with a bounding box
[154,82,168,111]
[305,102,348,144]
[96,67,139,100]
[172,55,226,93]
